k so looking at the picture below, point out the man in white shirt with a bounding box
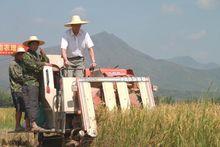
[61,15,96,77]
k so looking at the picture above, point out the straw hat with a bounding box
[12,46,26,56]
[23,36,45,47]
[64,15,88,27]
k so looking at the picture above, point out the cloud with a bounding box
[189,30,207,40]
[71,7,87,17]
[161,4,182,15]
[197,0,220,10]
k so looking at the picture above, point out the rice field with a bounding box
[0,108,36,146]
[1,102,220,146]
[93,102,220,146]
[0,108,16,130]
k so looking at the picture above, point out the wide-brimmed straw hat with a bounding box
[23,36,45,47]
[12,46,26,56]
[64,15,88,27]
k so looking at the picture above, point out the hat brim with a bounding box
[64,21,88,27]
[12,51,25,56]
[23,40,45,47]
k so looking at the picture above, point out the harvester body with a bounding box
[41,55,155,141]
[2,51,156,146]
[0,43,156,145]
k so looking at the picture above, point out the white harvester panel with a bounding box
[116,82,131,110]
[102,82,117,111]
[62,77,77,113]
[43,66,57,110]
[138,81,156,108]
[77,80,97,137]
[145,79,156,108]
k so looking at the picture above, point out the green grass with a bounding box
[1,102,220,146]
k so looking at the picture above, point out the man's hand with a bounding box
[39,48,46,56]
[89,62,97,70]
[44,62,52,66]
[91,62,97,68]
[64,59,70,67]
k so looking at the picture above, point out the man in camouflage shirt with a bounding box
[22,36,51,132]
[9,47,29,131]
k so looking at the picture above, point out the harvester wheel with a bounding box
[79,135,94,147]
[37,133,65,147]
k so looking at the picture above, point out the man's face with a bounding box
[15,52,24,61]
[28,41,39,51]
[71,24,81,35]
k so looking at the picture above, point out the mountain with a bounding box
[167,56,219,70]
[1,31,220,97]
[45,31,220,92]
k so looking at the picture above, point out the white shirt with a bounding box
[61,29,94,58]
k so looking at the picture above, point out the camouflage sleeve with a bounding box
[23,53,45,73]
[9,63,23,85]
[40,54,49,63]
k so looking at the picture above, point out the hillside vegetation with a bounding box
[0,88,12,107]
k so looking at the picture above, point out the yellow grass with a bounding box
[1,102,220,146]
[0,108,15,129]
[92,102,220,146]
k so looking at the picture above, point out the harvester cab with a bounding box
[39,54,156,145]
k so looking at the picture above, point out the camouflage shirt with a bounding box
[9,60,24,93]
[22,50,49,87]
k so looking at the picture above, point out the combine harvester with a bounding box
[1,43,156,146]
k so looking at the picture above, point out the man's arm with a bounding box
[61,48,69,67]
[39,48,50,63]
[85,32,96,67]
[9,64,23,85]
[23,53,46,73]
[61,35,69,67]
[88,47,96,68]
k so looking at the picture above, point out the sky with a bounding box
[0,0,220,64]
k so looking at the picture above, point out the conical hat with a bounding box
[23,36,45,47]
[12,46,26,56]
[64,15,88,27]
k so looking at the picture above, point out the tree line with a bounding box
[0,88,12,107]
